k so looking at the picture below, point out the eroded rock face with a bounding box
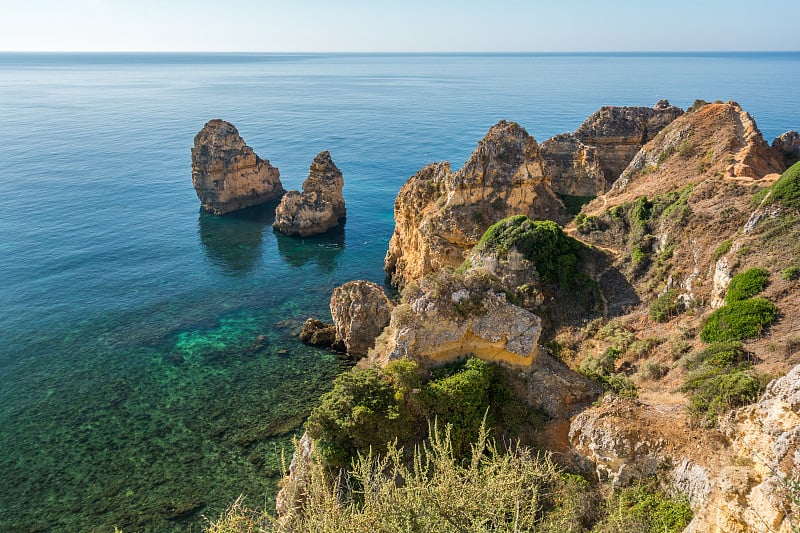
[330,281,393,358]
[540,133,605,197]
[384,121,566,288]
[773,130,800,168]
[191,119,284,215]
[370,269,542,368]
[685,365,800,533]
[574,102,684,187]
[275,431,314,523]
[569,365,800,533]
[273,151,346,237]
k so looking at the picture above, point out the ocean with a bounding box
[1,52,798,531]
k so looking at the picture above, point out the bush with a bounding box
[711,239,733,262]
[640,361,669,381]
[725,267,769,303]
[594,481,693,533]
[700,297,778,342]
[476,215,590,289]
[782,266,800,281]
[649,289,683,322]
[683,341,749,370]
[682,367,768,426]
[306,357,542,468]
[767,160,800,211]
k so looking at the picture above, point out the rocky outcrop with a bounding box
[384,121,566,288]
[574,101,684,188]
[370,268,542,369]
[569,365,800,533]
[273,151,346,237]
[329,281,393,358]
[773,130,800,168]
[685,365,800,533]
[275,431,314,523]
[299,318,337,348]
[191,119,284,215]
[540,133,605,197]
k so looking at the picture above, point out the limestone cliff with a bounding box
[273,151,346,237]
[570,366,800,533]
[191,119,284,215]
[329,281,393,358]
[574,100,684,189]
[540,133,605,197]
[384,121,566,288]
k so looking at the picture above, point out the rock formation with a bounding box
[773,130,800,167]
[384,121,566,288]
[273,151,346,237]
[570,365,800,533]
[298,318,337,348]
[540,133,605,197]
[370,268,543,369]
[329,281,393,358]
[191,119,284,215]
[573,100,684,188]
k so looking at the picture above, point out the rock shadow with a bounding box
[274,221,345,272]
[198,200,280,275]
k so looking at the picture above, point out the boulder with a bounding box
[273,151,346,237]
[384,120,566,288]
[191,119,284,215]
[329,281,393,358]
[773,130,800,168]
[298,318,337,348]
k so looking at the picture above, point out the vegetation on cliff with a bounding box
[207,424,691,533]
[305,358,542,469]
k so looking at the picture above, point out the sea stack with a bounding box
[273,151,346,237]
[191,119,284,215]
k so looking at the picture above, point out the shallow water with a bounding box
[1,52,798,531]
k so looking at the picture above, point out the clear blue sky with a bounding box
[2,0,798,52]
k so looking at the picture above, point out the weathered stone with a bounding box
[275,432,314,523]
[574,101,684,187]
[384,120,566,288]
[298,318,337,347]
[370,269,542,369]
[191,119,284,215]
[273,151,345,237]
[541,133,605,197]
[330,281,393,358]
[772,130,800,168]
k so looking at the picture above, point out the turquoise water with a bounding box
[1,52,799,531]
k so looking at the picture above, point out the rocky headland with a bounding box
[273,151,346,237]
[191,119,284,215]
[208,101,800,533]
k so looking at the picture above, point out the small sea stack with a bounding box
[273,151,346,237]
[191,119,284,215]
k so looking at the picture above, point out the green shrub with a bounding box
[476,215,590,289]
[683,341,749,370]
[700,297,777,343]
[781,266,800,281]
[640,361,669,381]
[594,481,693,533]
[305,362,421,468]
[688,99,709,112]
[681,368,769,426]
[726,267,769,303]
[711,239,733,262]
[649,289,683,322]
[767,160,800,210]
[558,193,596,218]
[307,357,542,468]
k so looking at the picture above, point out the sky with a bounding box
[1,0,799,52]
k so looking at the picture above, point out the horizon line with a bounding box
[2,49,799,54]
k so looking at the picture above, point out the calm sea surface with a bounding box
[1,52,798,531]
